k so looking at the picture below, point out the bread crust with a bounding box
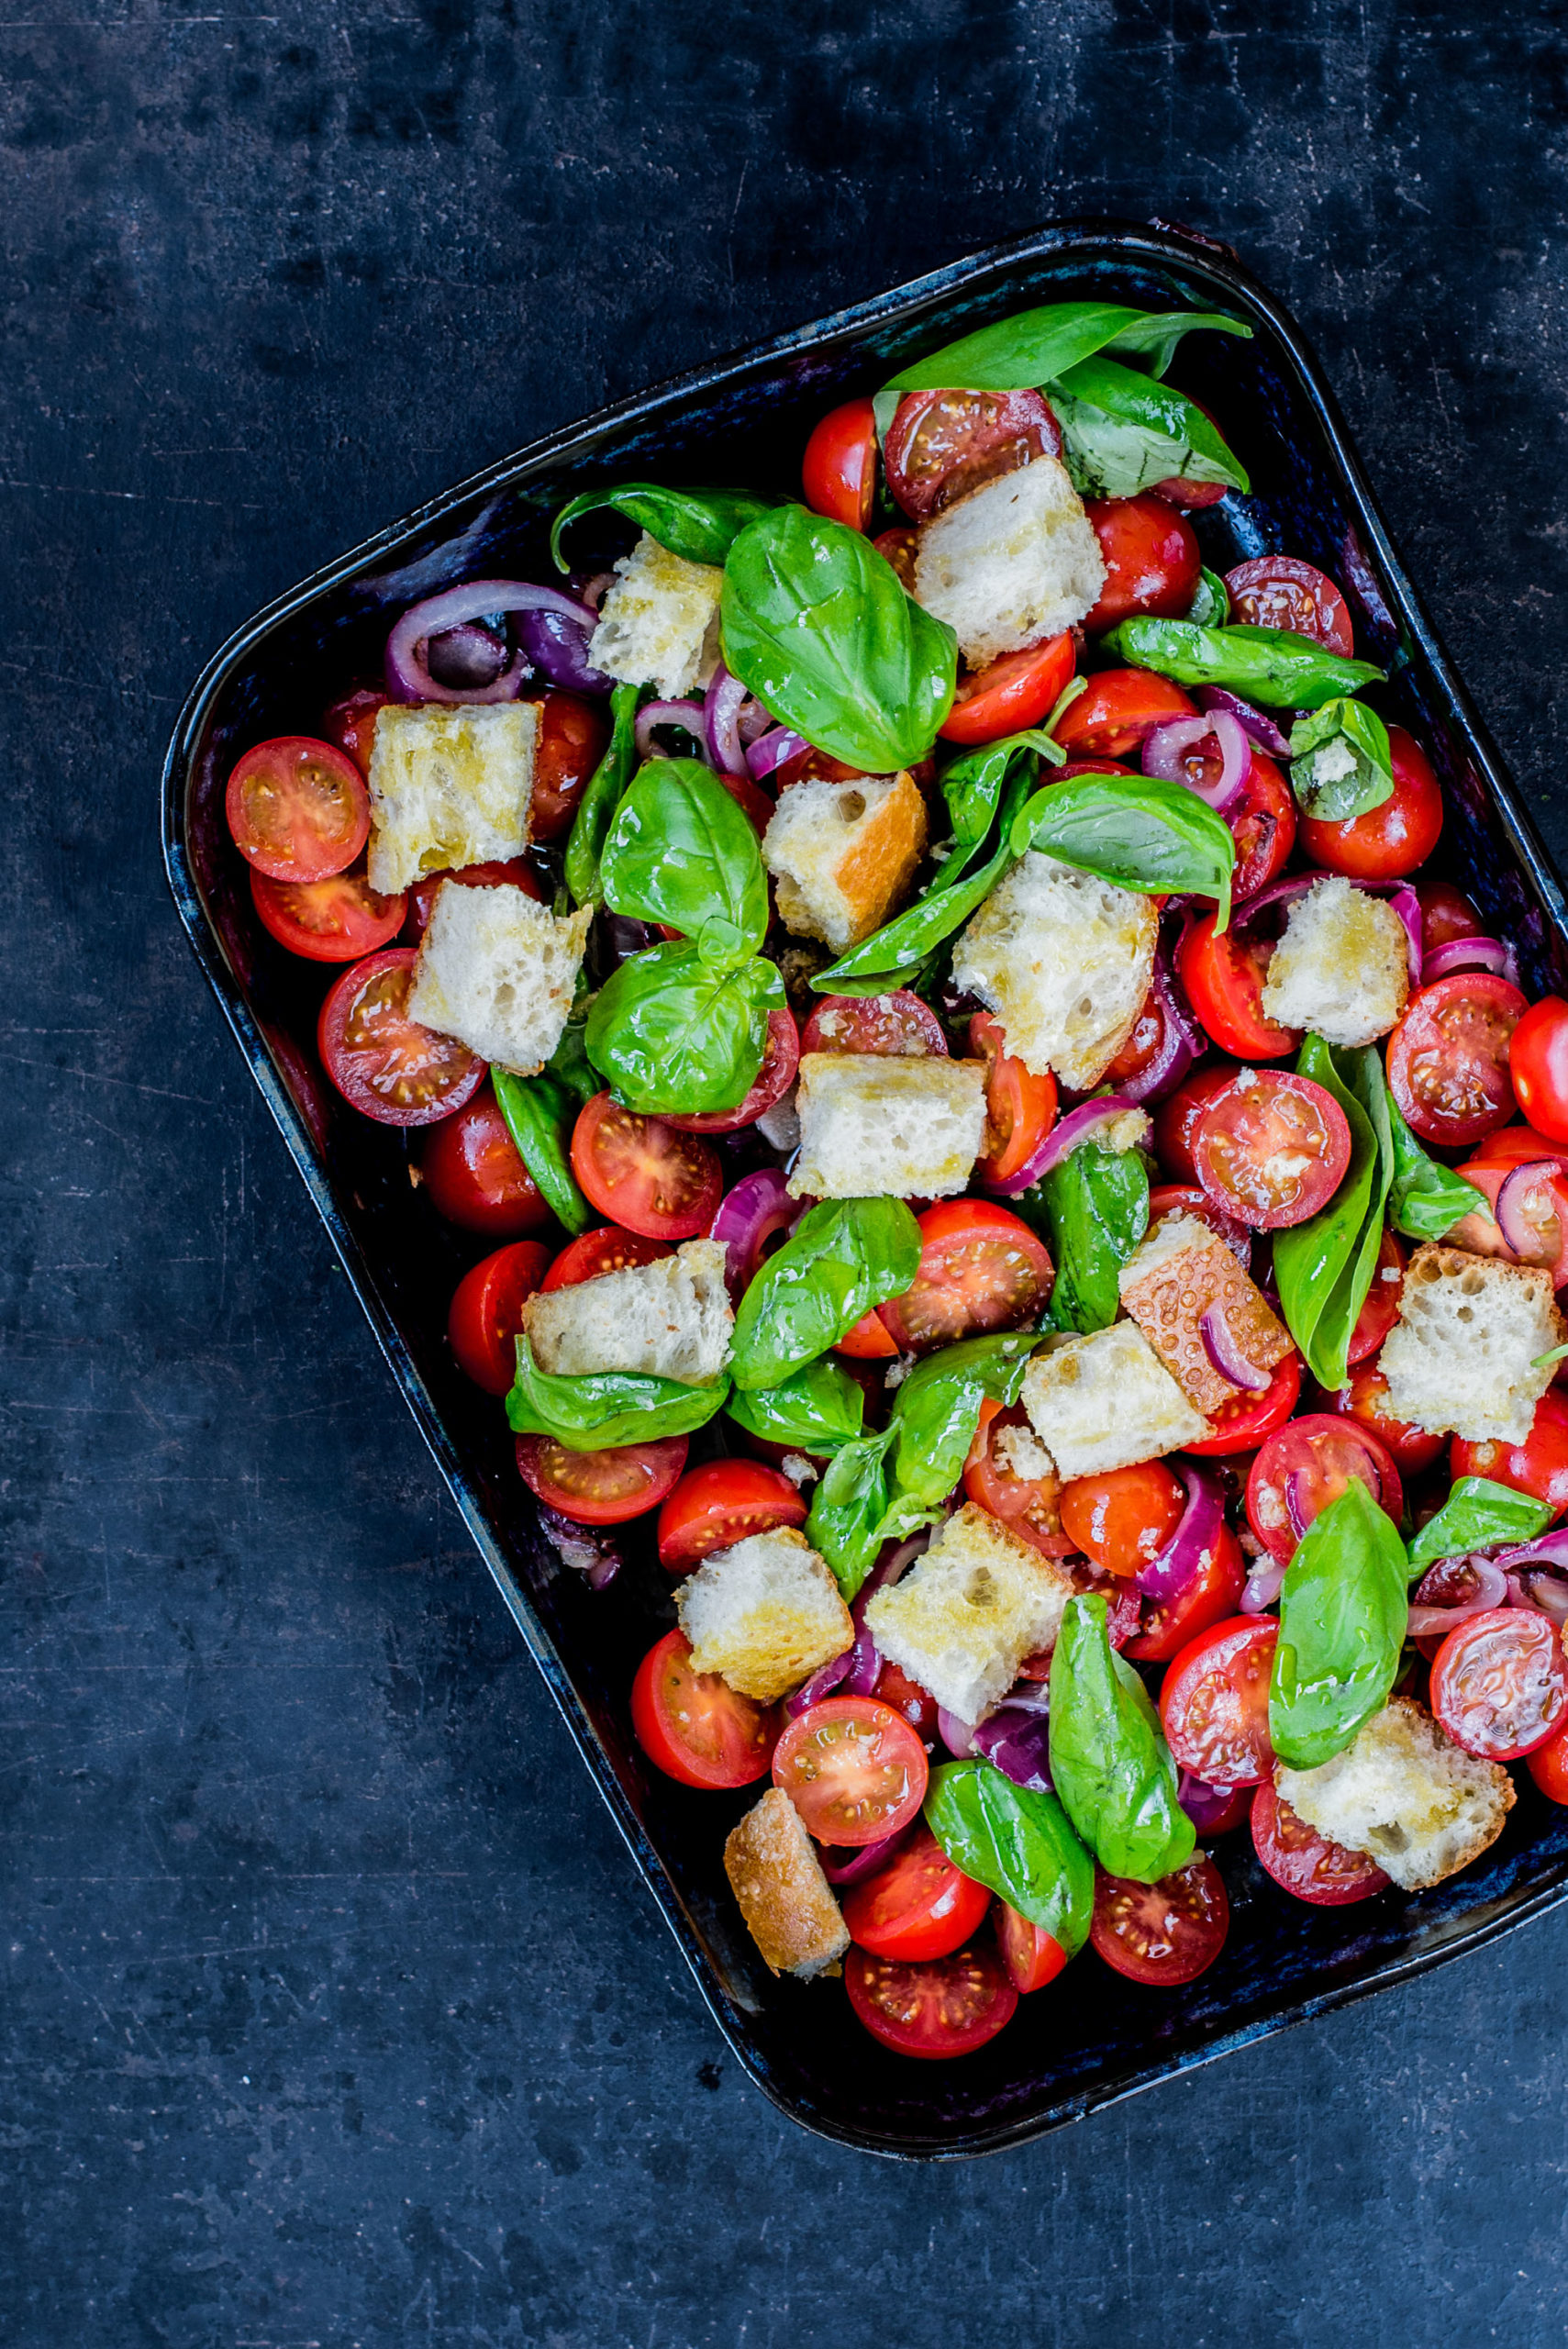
[724,1788,850,1977]
[1119,1214,1293,1414]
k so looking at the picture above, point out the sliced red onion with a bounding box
[1284,1470,1312,1542]
[972,1686,1053,1793]
[1141,710,1250,813]
[634,698,710,761]
[1200,1303,1273,1394]
[578,571,616,612]
[739,697,775,746]
[784,1650,853,1717]
[985,1093,1141,1198]
[937,1709,977,1758]
[1508,1569,1568,1627]
[1135,1462,1228,1601]
[819,1820,916,1887]
[1425,934,1521,987]
[709,1167,798,1297]
[1375,883,1424,985]
[843,1531,930,1698]
[1240,1559,1286,1614]
[746,724,809,781]
[705,662,749,775]
[1111,945,1206,1109]
[1407,1555,1509,1638]
[384,580,596,705]
[515,605,612,696]
[535,1502,623,1589]
[1234,870,1321,924]
[1496,1162,1562,1260]
[1493,1530,1568,1575]
[1178,1769,1247,1832]
[425,618,508,690]
[1195,685,1292,759]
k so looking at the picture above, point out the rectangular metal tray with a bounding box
[163,217,1568,2159]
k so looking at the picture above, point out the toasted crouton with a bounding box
[1260,874,1409,1047]
[762,772,929,954]
[913,458,1106,668]
[521,1239,732,1385]
[1277,1698,1514,1891]
[950,850,1159,1088]
[724,1789,850,1978]
[366,702,538,895]
[1377,1243,1563,1444]
[862,1503,1075,1725]
[676,1528,852,1705]
[585,530,724,699]
[788,1052,986,1200]
[1020,1320,1209,1480]
[1118,1212,1293,1415]
[406,882,591,1074]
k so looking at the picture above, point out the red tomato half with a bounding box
[1464,1124,1568,1174]
[1300,725,1442,882]
[630,1628,776,1788]
[873,1659,942,1743]
[1325,1363,1446,1475]
[1060,1463,1185,1580]
[801,992,948,1056]
[873,525,918,588]
[1346,1230,1406,1362]
[802,396,878,531]
[1430,1609,1568,1761]
[1452,1393,1568,1522]
[1083,494,1200,631]
[1184,1353,1302,1459]
[963,1399,1073,1556]
[1147,1183,1251,1264]
[663,1009,800,1135]
[226,735,369,881]
[571,1095,723,1241]
[420,1085,554,1237]
[1052,670,1196,761]
[250,863,406,962]
[1178,914,1299,1061]
[1194,1069,1351,1230]
[1124,1527,1247,1663]
[1090,1858,1229,1987]
[877,1200,1053,1354]
[995,1904,1071,1994]
[521,690,612,841]
[317,948,486,1128]
[1160,1615,1278,1788]
[841,1826,992,1960]
[1250,1778,1390,1905]
[1528,1717,1568,1804]
[448,1240,552,1393]
[1152,1062,1243,1185]
[406,857,545,944]
[1228,750,1296,902]
[772,1697,929,1846]
[971,1011,1057,1186]
[1509,997,1568,1146]
[540,1225,672,1291]
[1449,1155,1568,1285]
[656,1460,807,1574]
[845,1943,1018,2059]
[1224,555,1354,655]
[1387,973,1524,1149]
[519,1432,688,1529]
[883,385,1058,519]
[1245,1413,1403,1566]
[321,685,387,777]
[941,631,1076,745]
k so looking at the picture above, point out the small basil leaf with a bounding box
[1049,1594,1195,1884]
[564,680,645,907]
[1051,353,1249,500]
[723,1357,867,1455]
[889,1332,1039,1505]
[506,1340,730,1452]
[585,942,783,1115]
[1385,1085,1486,1240]
[728,1199,923,1393]
[721,506,957,772]
[600,757,769,955]
[806,1427,898,1600]
[1185,567,1230,627]
[940,730,1054,864]
[491,1068,593,1236]
[925,1760,1095,1954]
[1406,1476,1555,1578]
[1010,769,1237,930]
[1023,1143,1150,1334]
[550,482,774,571]
[1102,618,1385,710]
[1269,1479,1408,1769]
[1287,698,1395,822]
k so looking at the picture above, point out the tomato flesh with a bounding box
[1160,1615,1278,1788]
[1051,669,1196,761]
[845,1943,1018,2059]
[541,1225,672,1291]
[940,632,1075,746]
[571,1094,723,1241]
[250,863,406,962]
[317,947,485,1128]
[878,1200,1053,1353]
[1178,915,1299,1061]
[630,1628,777,1788]
[995,1903,1071,1994]
[841,1825,992,1960]
[801,991,948,1057]
[1083,494,1200,631]
[971,1010,1057,1186]
[1193,1069,1352,1230]
[226,734,369,882]
[1152,1062,1244,1186]
[517,1433,688,1528]
[1387,973,1524,1149]
[883,385,1058,520]
[963,1399,1073,1556]
[1060,1463,1185,1580]
[662,1008,800,1135]
[449,1240,552,1393]
[656,1460,807,1574]
[1228,751,1296,902]
[1452,1394,1568,1522]
[1325,1363,1445,1475]
[1430,1608,1568,1762]
[419,1085,555,1237]
[1301,725,1442,882]
[1250,1777,1390,1904]
[1223,555,1354,655]
[802,396,878,531]
[1246,1413,1402,1566]
[1090,1858,1229,1987]
[771,1697,929,1846]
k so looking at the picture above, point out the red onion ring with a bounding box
[984,1093,1141,1197]
[1407,1556,1509,1638]
[1231,867,1423,982]
[384,580,597,705]
[1494,1531,1568,1575]
[1195,685,1292,758]
[746,724,809,781]
[972,1685,1053,1792]
[937,1708,977,1758]
[1112,942,1206,1109]
[1240,1559,1285,1614]
[843,1531,931,1698]
[1200,1304,1272,1393]
[516,605,612,696]
[709,1167,799,1297]
[784,1650,854,1717]
[1508,1569,1568,1627]
[1142,710,1250,813]
[819,1820,917,1887]
[1177,1768,1247,1831]
[1424,934,1521,987]
[634,698,710,762]
[1495,1162,1562,1261]
[1135,1461,1228,1601]
[705,662,749,775]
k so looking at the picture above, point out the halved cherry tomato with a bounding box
[1228,750,1296,901]
[715,764,777,834]
[1448,1154,1568,1283]
[1324,1362,1446,1475]
[1250,1777,1390,1905]
[539,1226,671,1291]
[419,1085,555,1236]
[1452,1393,1568,1522]
[971,1010,1057,1186]
[1178,914,1299,1061]
[1430,1608,1568,1761]
[250,862,406,962]
[841,1825,992,1960]
[963,1399,1073,1556]
[1151,1062,1243,1185]
[1060,1462,1185,1580]
[845,1942,1018,2058]
[406,857,545,943]
[571,1094,722,1241]
[321,685,387,777]
[873,1659,941,1743]
[655,1460,807,1574]
[1508,996,1568,1146]
[873,525,918,588]
[519,1431,689,1529]
[883,385,1058,520]
[448,1239,552,1393]
[1387,972,1524,1148]
[1346,1230,1406,1362]
[1418,879,1481,953]
[1300,725,1442,882]
[771,1696,929,1846]
[1021,1561,1143,1667]
[833,1308,901,1361]
[226,735,370,881]
[1527,1715,1568,1803]
[801,991,948,1056]
[1090,1857,1229,1987]
[1151,391,1230,508]
[1224,555,1354,655]
[317,947,485,1127]
[629,1627,776,1788]
[1124,1527,1248,1663]
[802,396,878,531]
[1147,1182,1251,1264]
[877,1200,1053,1353]
[1051,669,1196,761]
[1245,1413,1402,1566]
[519,690,612,841]
[1160,1615,1278,1788]
[995,1903,1071,1993]
[1184,1353,1301,1460]
[1083,494,1200,631]
[663,1009,800,1135]
[940,632,1075,746]
[1464,1124,1568,1174]
[1193,1069,1351,1230]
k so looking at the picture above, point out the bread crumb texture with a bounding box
[366,701,538,894]
[521,1239,733,1383]
[1020,1319,1210,1479]
[789,1052,986,1199]
[862,1503,1075,1723]
[762,771,929,953]
[913,458,1106,667]
[1260,874,1410,1047]
[677,1528,852,1704]
[1377,1242,1562,1444]
[1278,1698,1514,1890]
[1119,1212,1293,1414]
[951,851,1158,1087]
[587,531,724,699]
[406,881,590,1074]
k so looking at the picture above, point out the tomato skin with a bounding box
[873,1659,942,1743]
[1151,1062,1243,1185]
[772,1697,929,1846]
[1228,751,1296,902]
[940,631,1076,745]
[1184,1353,1301,1459]
[877,1200,1054,1354]
[1147,1183,1251,1264]
[833,1307,901,1361]
[1194,1069,1352,1230]
[872,525,918,588]
[1178,914,1299,1061]
[1325,1363,1446,1475]
[1418,880,1481,952]
[520,1431,689,1528]
[801,991,948,1057]
[802,396,878,531]
[1124,1527,1247,1662]
[448,1239,552,1393]
[419,1085,555,1237]
[1527,1716,1568,1803]
[250,863,407,962]
[1060,1463,1185,1580]
[1160,1615,1278,1788]
[1300,725,1443,881]
[1090,1857,1229,1987]
[571,1094,723,1241]
[1224,555,1354,656]
[1346,1230,1406,1363]
[226,735,370,882]
[317,947,486,1128]
[540,1226,671,1291]
[524,690,613,841]
[1083,495,1200,631]
[1246,1414,1402,1566]
[963,1399,1074,1556]
[1448,1155,1568,1283]
[841,1826,992,1961]
[1508,997,1568,1145]
[883,385,1057,520]
[971,1011,1057,1186]
[405,857,544,944]
[1451,1393,1568,1523]
[1429,1608,1568,1761]
[630,1628,777,1788]
[845,1943,1018,2059]
[321,685,388,778]
[656,1461,807,1574]
[1250,1777,1390,1905]
[1387,973,1525,1149]
[1464,1124,1568,1175]
[995,1903,1070,1993]
[1051,669,1196,761]
[662,1009,800,1136]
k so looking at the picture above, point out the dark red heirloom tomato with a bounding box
[1452,1393,1568,1522]
[1387,972,1525,1149]
[1528,1716,1568,1804]
[1300,725,1442,883]
[802,991,948,1057]
[772,1697,929,1846]
[1059,1463,1186,1580]
[540,1225,672,1290]
[1509,997,1568,1146]
[317,948,485,1128]
[883,385,1058,519]
[1325,1363,1446,1475]
[1418,879,1481,954]
[1183,1355,1302,1460]
[571,1095,722,1241]
[963,1400,1074,1557]
[250,863,406,963]
[321,685,388,778]
[1193,1069,1352,1230]
[845,1942,1018,2059]
[995,1904,1070,1994]
[940,631,1076,746]
[1123,1528,1247,1663]
[1227,750,1296,902]
[1430,1609,1568,1762]
[1159,1615,1278,1788]
[663,1009,800,1135]
[1245,1414,1403,1566]
[1083,494,1200,631]
[1052,669,1196,761]
[520,1432,689,1529]
[227,735,370,882]
[841,1826,992,1962]
[1152,1062,1244,1185]
[1090,1857,1229,1987]
[877,1200,1053,1353]
[1178,914,1299,1062]
[971,1011,1057,1187]
[405,857,545,943]
[448,1239,552,1393]
[1250,1778,1390,1905]
[656,1460,807,1574]
[802,396,878,531]
[419,1085,554,1237]
[630,1628,776,1788]
[1346,1230,1406,1364]
[1224,555,1355,655]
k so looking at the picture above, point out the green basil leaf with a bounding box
[491,1068,593,1236]
[1025,1143,1150,1333]
[584,941,783,1115]
[564,680,645,907]
[1049,1594,1195,1884]
[1269,1479,1409,1769]
[721,506,957,772]
[940,729,1055,864]
[600,756,769,956]
[1102,618,1385,710]
[1185,567,1230,627]
[545,1014,598,1108]
[1406,1476,1555,1578]
[1385,1085,1486,1240]
[1287,698,1395,822]
[506,1339,730,1452]
[729,1198,923,1392]
[1273,1040,1392,1391]
[723,1356,867,1455]
[925,1761,1095,1954]
[806,1427,898,1600]
[1051,353,1249,499]
[550,482,774,571]
[1010,769,1237,930]
[888,1332,1039,1505]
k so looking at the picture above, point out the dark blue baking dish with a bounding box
[161,217,1568,2159]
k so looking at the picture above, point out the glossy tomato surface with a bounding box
[1250,1778,1391,1905]
[448,1239,552,1393]
[317,948,485,1128]
[995,1904,1071,1994]
[521,690,613,841]
[1228,751,1296,901]
[962,1400,1072,1554]
[883,385,1056,519]
[1179,915,1298,1061]
[1527,1716,1568,1803]
[772,1698,929,1846]
[321,685,386,777]
[662,1008,799,1135]
[1060,1463,1185,1579]
[1152,1062,1244,1185]
[878,1200,1053,1353]
[802,396,878,531]
[1429,1609,1568,1761]
[1345,1229,1406,1363]
[841,1826,992,1961]
[630,1629,776,1788]
[1090,1858,1229,1987]
[1124,1527,1247,1662]
[1147,1182,1251,1264]
[540,1225,671,1290]
[1452,1393,1568,1520]
[940,632,1075,745]
[1449,1154,1568,1283]
[1184,1353,1302,1458]
[250,863,406,962]
[226,734,369,882]
[972,1011,1057,1187]
[802,992,948,1057]
[1083,494,1200,630]
[571,1095,722,1240]
[1193,1069,1351,1230]
[1300,725,1442,881]
[1387,973,1524,1148]
[845,1943,1018,2059]
[1418,879,1481,952]
[656,1460,807,1573]
[517,1433,688,1528]
[1509,996,1568,1145]
[1051,669,1196,761]
[420,1085,554,1237]
[1245,1414,1402,1565]
[1160,1615,1278,1788]
[1224,555,1354,655]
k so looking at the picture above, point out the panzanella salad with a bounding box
[226,298,1568,2062]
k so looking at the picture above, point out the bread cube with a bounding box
[1020,1320,1209,1480]
[1277,1698,1514,1891]
[1118,1212,1293,1415]
[863,1503,1076,1724]
[724,1788,851,1978]
[366,702,538,895]
[950,850,1158,1087]
[1377,1242,1563,1444]
[521,1239,732,1384]
[762,771,929,954]
[788,1052,986,1200]
[677,1528,852,1704]
[1259,874,1410,1047]
[913,457,1106,668]
[586,530,724,700]
[407,882,591,1074]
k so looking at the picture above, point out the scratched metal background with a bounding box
[5,4,1568,2342]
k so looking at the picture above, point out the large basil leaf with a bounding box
[889,1333,1038,1505]
[491,1068,593,1236]
[1024,1143,1150,1334]
[806,1427,898,1600]
[1269,1479,1409,1769]
[1052,353,1248,499]
[1385,1085,1485,1241]
[565,679,644,907]
[728,1198,923,1392]
[925,1760,1094,1954]
[506,1340,730,1453]
[724,1356,867,1455]
[550,482,773,570]
[600,757,769,959]
[1406,1476,1555,1578]
[585,941,783,1114]
[1102,618,1385,709]
[1287,698,1394,823]
[1049,1595,1195,1884]
[1273,1039,1391,1391]
[1011,769,1237,930]
[721,506,957,771]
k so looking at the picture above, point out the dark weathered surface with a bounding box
[6,5,1568,2342]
